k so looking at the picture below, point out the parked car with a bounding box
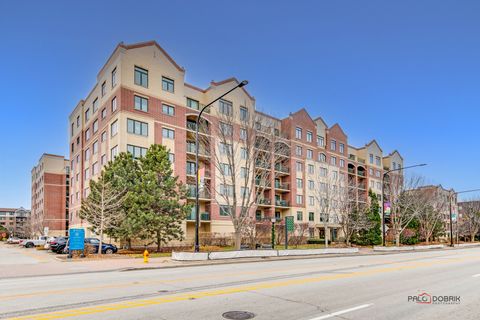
[63,238,118,254]
[51,237,69,253]
[6,237,20,244]
[44,237,58,249]
[23,236,48,248]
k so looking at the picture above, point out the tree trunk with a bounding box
[234,231,242,250]
[425,235,430,244]
[471,233,475,242]
[395,234,400,247]
[324,225,329,248]
[156,231,161,252]
[98,227,103,255]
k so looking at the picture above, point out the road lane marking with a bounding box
[307,303,373,320]
[473,274,480,277]
[7,257,479,320]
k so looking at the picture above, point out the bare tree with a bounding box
[337,184,371,246]
[458,200,480,242]
[387,174,428,246]
[416,187,448,244]
[80,171,126,254]
[199,103,288,250]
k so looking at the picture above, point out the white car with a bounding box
[6,237,20,244]
[23,236,48,248]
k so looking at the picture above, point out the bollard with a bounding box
[143,248,149,263]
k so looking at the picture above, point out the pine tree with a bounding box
[354,190,382,245]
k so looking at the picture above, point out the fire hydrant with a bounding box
[143,248,149,263]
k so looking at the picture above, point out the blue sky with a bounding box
[1,0,480,208]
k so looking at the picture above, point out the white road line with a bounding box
[307,304,373,320]
[473,274,480,278]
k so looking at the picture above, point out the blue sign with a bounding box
[69,228,85,250]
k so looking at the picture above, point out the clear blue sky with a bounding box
[1,0,480,208]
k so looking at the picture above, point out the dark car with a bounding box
[63,238,117,254]
[51,237,69,254]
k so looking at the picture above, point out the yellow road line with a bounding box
[8,255,480,320]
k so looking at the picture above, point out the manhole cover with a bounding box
[222,311,256,320]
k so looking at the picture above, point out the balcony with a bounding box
[255,179,271,188]
[275,199,289,207]
[274,181,290,192]
[348,154,356,161]
[358,171,366,177]
[186,121,209,135]
[187,185,211,199]
[186,142,210,158]
[357,158,366,164]
[274,164,290,175]
[348,168,356,175]
[255,161,271,169]
[187,212,211,221]
[256,198,272,206]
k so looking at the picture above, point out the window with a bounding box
[101,131,107,142]
[162,104,175,116]
[220,163,232,176]
[162,128,175,139]
[295,127,302,139]
[84,168,90,181]
[71,123,74,137]
[308,164,314,174]
[306,131,312,142]
[320,167,328,177]
[241,147,247,159]
[110,146,118,161]
[376,181,381,189]
[110,120,118,137]
[339,143,344,154]
[101,81,106,96]
[111,67,117,88]
[370,180,375,188]
[127,145,147,158]
[309,196,315,206]
[134,95,148,112]
[309,212,315,222]
[376,156,381,166]
[76,154,80,163]
[240,167,247,178]
[220,205,232,216]
[186,162,196,175]
[240,106,248,121]
[307,149,313,159]
[101,154,106,165]
[111,96,117,112]
[297,178,303,189]
[101,108,107,119]
[375,170,381,178]
[296,161,303,172]
[296,195,303,205]
[331,156,337,166]
[93,119,98,133]
[85,148,90,161]
[308,180,314,190]
[76,116,80,127]
[134,66,148,87]
[297,211,303,221]
[392,161,396,170]
[85,108,90,122]
[162,76,174,92]
[186,98,199,110]
[339,159,345,167]
[219,142,233,155]
[85,128,91,141]
[332,171,338,179]
[219,99,232,116]
[369,154,374,164]
[93,141,98,154]
[330,140,336,151]
[220,184,234,197]
[317,135,324,147]
[369,168,373,175]
[241,187,249,197]
[319,153,326,162]
[219,122,233,136]
[240,128,247,140]
[296,145,302,156]
[92,162,98,176]
[127,119,148,136]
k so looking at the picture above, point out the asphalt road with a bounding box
[1,247,480,320]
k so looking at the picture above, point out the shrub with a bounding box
[307,238,330,245]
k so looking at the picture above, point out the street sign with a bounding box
[452,213,457,222]
[69,228,85,250]
[285,216,294,232]
[43,227,49,236]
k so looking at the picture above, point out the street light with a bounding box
[448,188,480,247]
[381,163,427,246]
[194,80,249,253]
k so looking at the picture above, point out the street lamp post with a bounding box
[381,163,427,246]
[448,188,480,247]
[194,80,248,253]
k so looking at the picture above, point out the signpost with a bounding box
[68,228,85,258]
[285,216,294,249]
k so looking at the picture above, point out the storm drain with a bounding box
[222,311,256,320]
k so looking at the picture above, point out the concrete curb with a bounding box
[373,245,444,252]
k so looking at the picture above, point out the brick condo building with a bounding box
[68,41,403,242]
[31,154,70,236]
[0,207,31,238]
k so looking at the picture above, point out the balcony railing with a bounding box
[186,142,210,156]
[257,198,272,205]
[274,181,289,190]
[274,164,290,173]
[275,199,289,207]
[348,168,356,174]
[187,212,211,221]
[358,171,366,177]
[357,158,366,164]
[255,179,271,188]
[255,161,270,169]
[186,121,209,134]
[348,154,356,161]
[187,185,211,199]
